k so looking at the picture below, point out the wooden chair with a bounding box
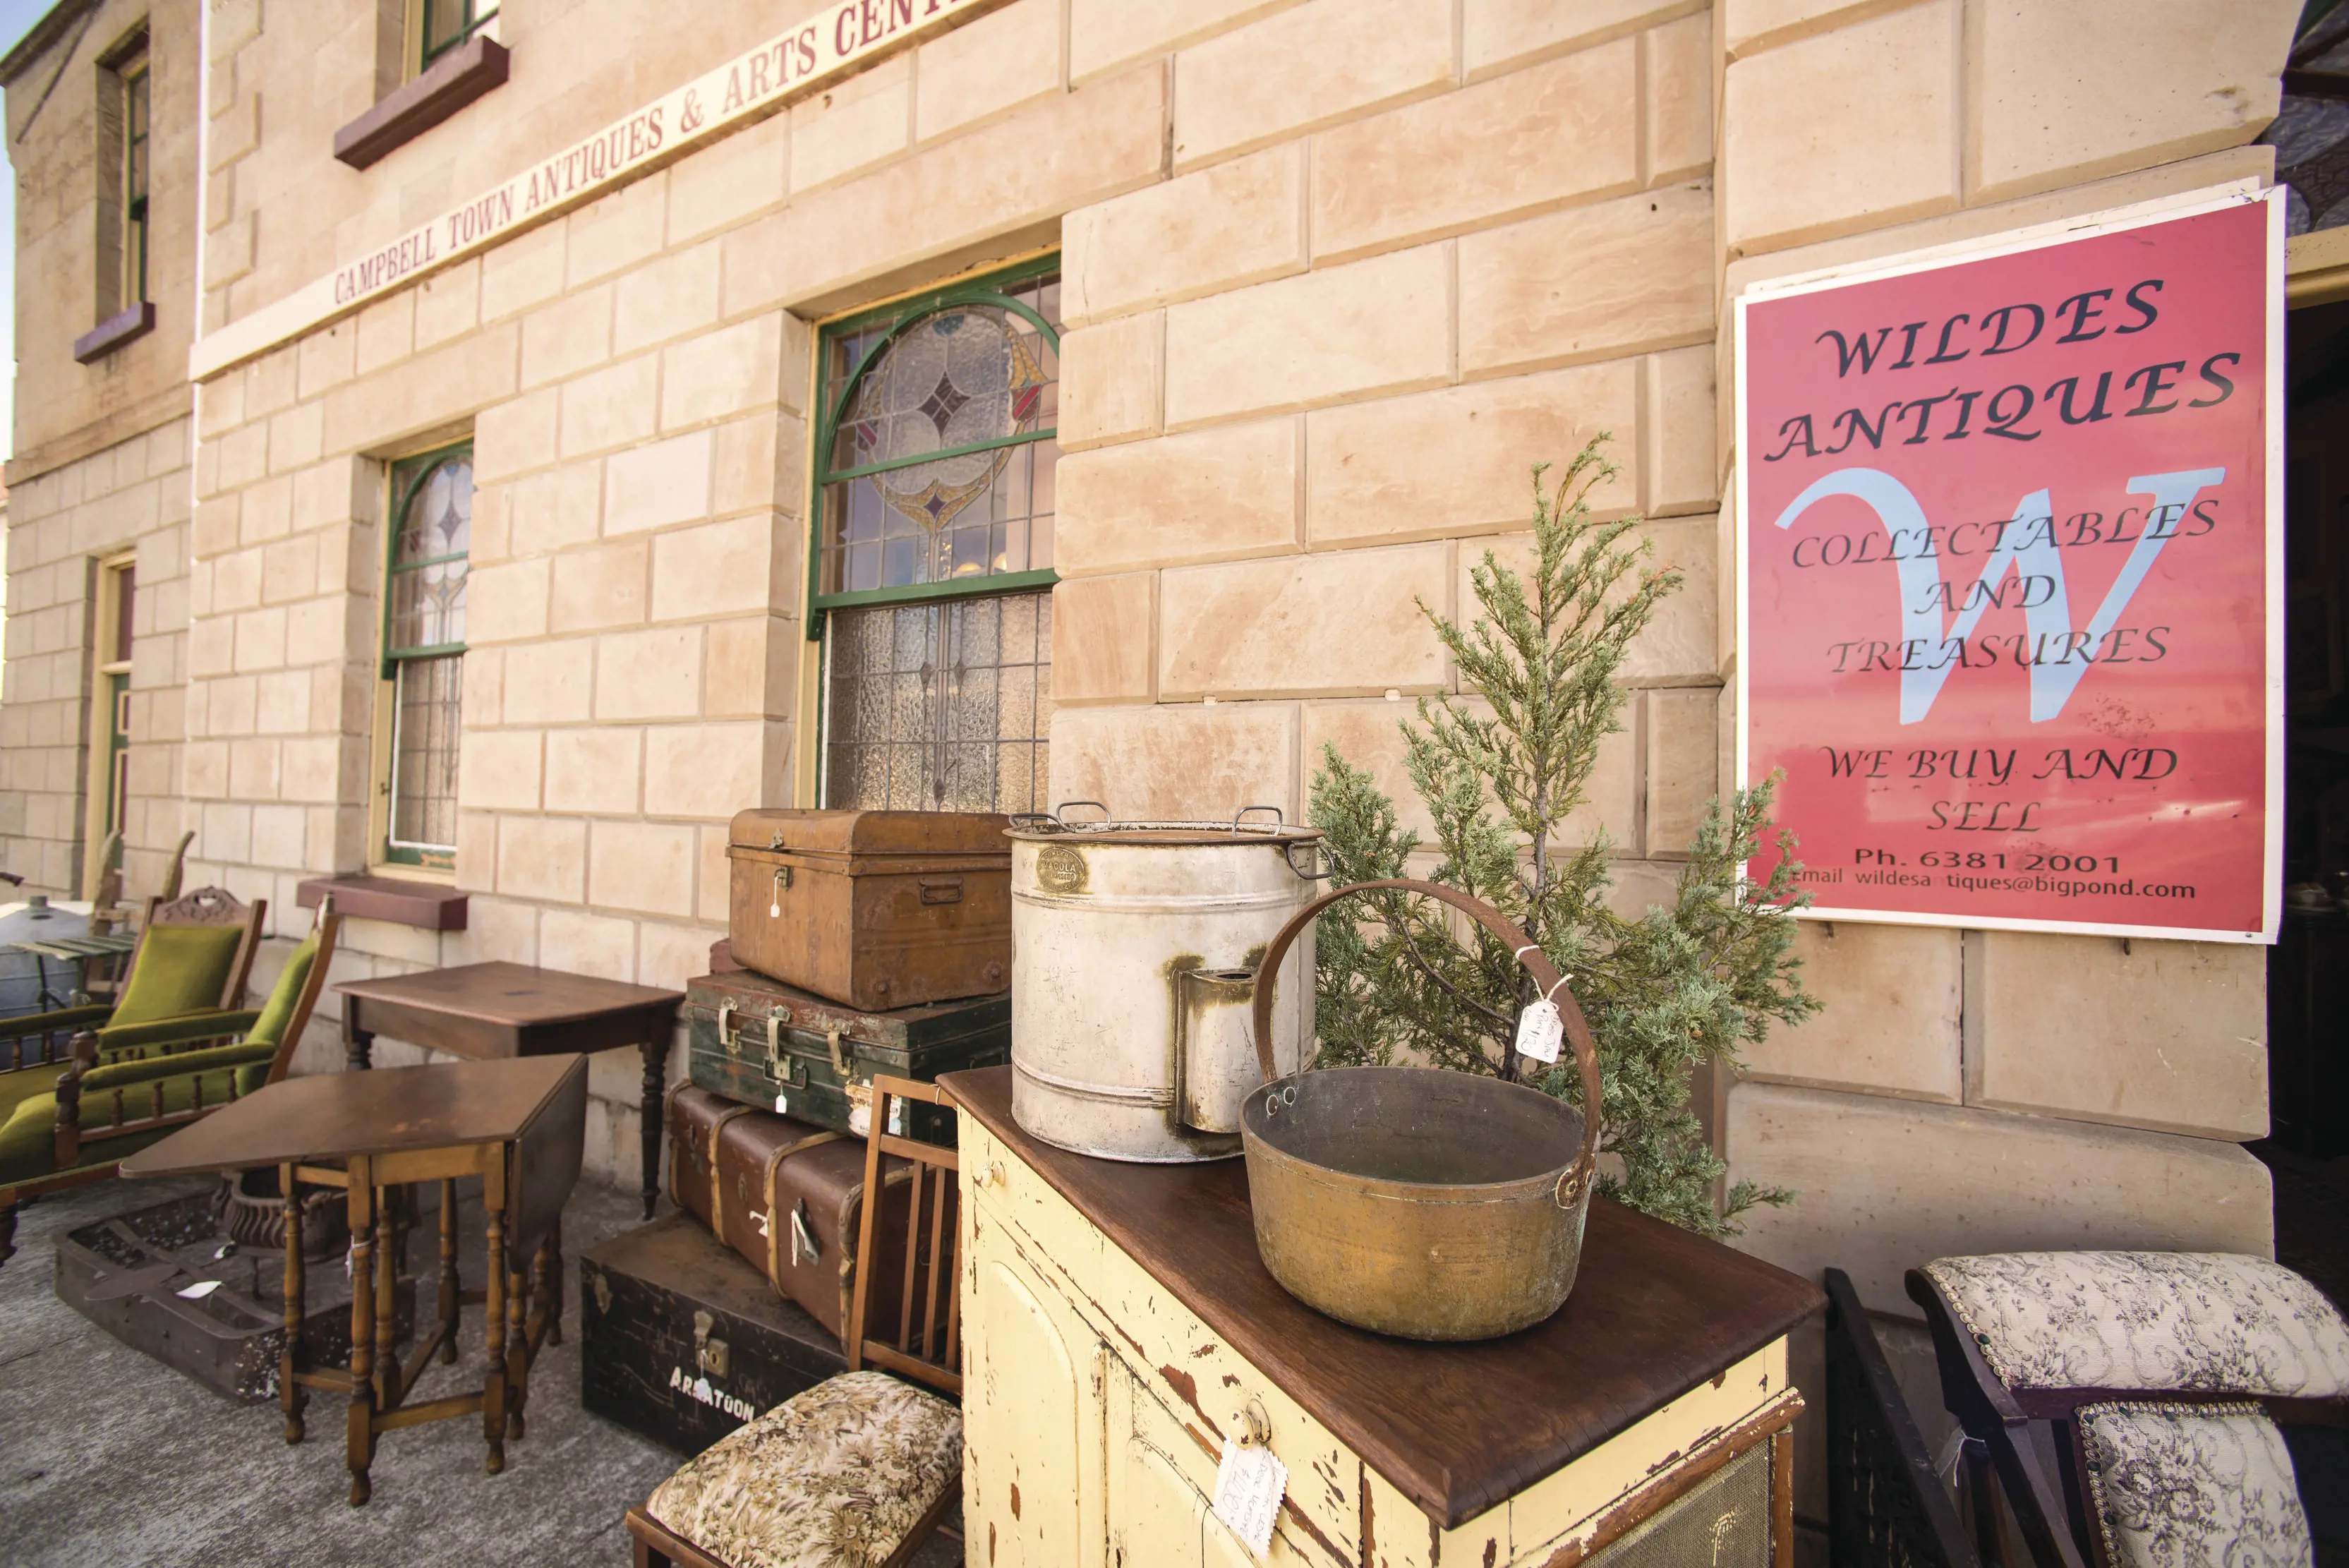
[625,1074,963,1568]
[1907,1250,2349,1567]
[0,898,338,1271]
[0,881,265,1076]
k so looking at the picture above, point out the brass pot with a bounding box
[1243,880,1603,1341]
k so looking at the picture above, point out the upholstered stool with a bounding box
[1909,1250,2349,1568]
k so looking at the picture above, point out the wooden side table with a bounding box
[121,1056,588,1504]
[335,962,683,1217]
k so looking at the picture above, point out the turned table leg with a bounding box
[482,1157,507,1475]
[344,1162,378,1507]
[437,1177,460,1365]
[343,996,374,1073]
[281,1163,306,1444]
[638,1033,670,1220]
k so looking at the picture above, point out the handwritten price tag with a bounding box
[1514,999,1564,1063]
[1212,1437,1286,1559]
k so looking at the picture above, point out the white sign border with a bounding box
[1731,183,2288,946]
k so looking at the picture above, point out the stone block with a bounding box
[644,722,775,818]
[615,241,723,356]
[1068,0,1300,83]
[416,260,482,350]
[509,463,605,557]
[1464,0,1702,79]
[605,430,714,535]
[1051,700,1300,818]
[502,639,594,725]
[790,52,911,194]
[662,315,785,430]
[445,895,540,970]
[1057,417,1298,575]
[1645,11,1713,183]
[1061,145,1305,327]
[297,322,358,401]
[596,627,703,720]
[1311,41,1641,267]
[1301,696,1637,847]
[550,538,651,632]
[1164,246,1453,430]
[1967,1,2293,203]
[545,727,643,816]
[1051,574,1156,704]
[1725,1081,2275,1315]
[476,387,561,484]
[651,514,780,621]
[1970,932,2269,1140]
[481,219,569,323]
[1159,543,1450,699]
[466,558,550,644]
[641,921,723,993]
[559,355,660,459]
[1304,359,1639,549]
[1645,685,1717,854]
[1722,2,1958,255]
[521,284,615,390]
[1458,183,1713,378]
[713,414,798,517]
[1643,344,1716,515]
[566,174,670,289]
[721,65,1166,318]
[918,0,1063,143]
[497,814,588,904]
[668,110,790,244]
[1741,921,1963,1102]
[354,291,416,376]
[541,907,636,983]
[705,617,794,720]
[260,536,318,604]
[1723,0,1867,56]
[459,729,544,812]
[321,325,522,457]
[588,819,696,917]
[1058,313,1163,452]
[1173,0,1454,169]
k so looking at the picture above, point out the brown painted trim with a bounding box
[332,37,509,171]
[296,874,469,931]
[1538,1389,1806,1568]
[5,382,192,486]
[72,301,156,363]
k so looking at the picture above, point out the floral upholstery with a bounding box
[2077,1401,2312,1568]
[645,1371,961,1568]
[1921,1253,2349,1396]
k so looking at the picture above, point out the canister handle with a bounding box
[1247,878,1604,1211]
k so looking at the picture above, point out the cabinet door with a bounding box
[965,1205,1107,1568]
[1107,1368,1209,1568]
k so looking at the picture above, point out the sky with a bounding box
[0,0,78,464]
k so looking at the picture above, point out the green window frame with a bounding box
[805,253,1061,634]
[380,442,472,870]
[809,257,1061,813]
[122,54,149,304]
[421,0,499,69]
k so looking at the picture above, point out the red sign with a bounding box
[1736,194,2283,942]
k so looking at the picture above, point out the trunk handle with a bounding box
[1248,878,1604,1212]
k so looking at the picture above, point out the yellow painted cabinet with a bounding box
[962,1219,1106,1568]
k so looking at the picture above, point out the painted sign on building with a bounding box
[1737,191,2284,943]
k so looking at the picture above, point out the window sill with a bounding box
[332,36,509,171]
[297,873,469,931]
[74,302,155,364]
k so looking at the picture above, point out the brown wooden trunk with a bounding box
[665,1085,919,1341]
[725,808,1011,1011]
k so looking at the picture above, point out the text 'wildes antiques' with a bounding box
[1738,193,2282,941]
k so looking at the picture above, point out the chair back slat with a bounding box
[847,1075,962,1398]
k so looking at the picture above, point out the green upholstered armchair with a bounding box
[0,884,267,1090]
[0,899,338,1271]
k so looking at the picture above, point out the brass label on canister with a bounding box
[1035,843,1089,895]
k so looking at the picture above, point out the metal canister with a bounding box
[1007,804,1322,1162]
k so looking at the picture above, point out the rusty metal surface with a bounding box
[1006,806,1322,1163]
[1240,879,1608,1341]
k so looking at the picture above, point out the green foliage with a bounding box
[1307,439,1819,1238]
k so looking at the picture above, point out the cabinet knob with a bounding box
[972,1160,1006,1192]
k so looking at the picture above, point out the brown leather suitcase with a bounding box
[665,1085,926,1341]
[725,808,1011,1011]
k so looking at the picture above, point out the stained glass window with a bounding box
[122,54,148,305]
[813,260,1061,813]
[382,445,471,869]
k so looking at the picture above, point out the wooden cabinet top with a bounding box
[943,1066,1824,1526]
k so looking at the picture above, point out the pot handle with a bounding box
[1248,878,1604,1211]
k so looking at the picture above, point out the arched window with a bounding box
[378,442,471,869]
[811,260,1058,812]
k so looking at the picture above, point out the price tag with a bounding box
[773,1092,790,1115]
[1211,1437,1286,1559]
[176,1279,222,1300]
[1514,998,1564,1063]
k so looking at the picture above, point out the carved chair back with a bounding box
[132,884,267,1013]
